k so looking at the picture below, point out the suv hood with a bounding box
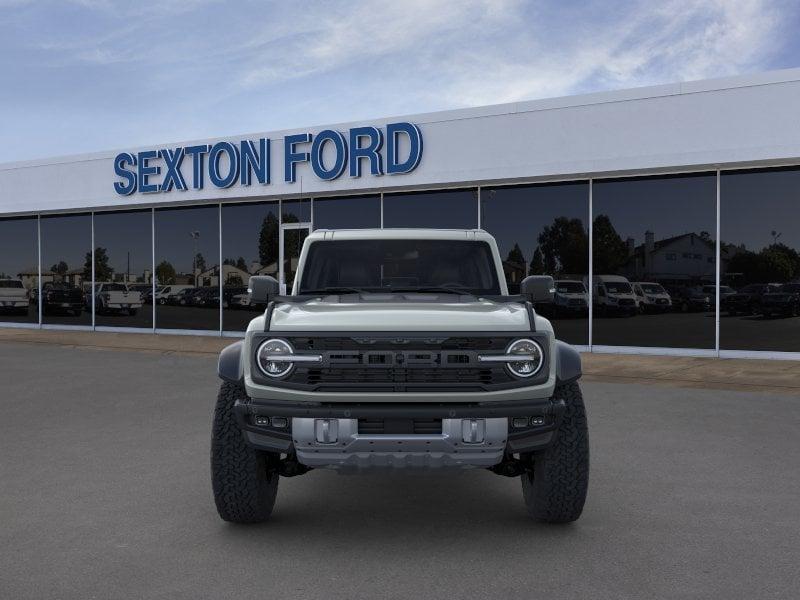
[269,295,531,332]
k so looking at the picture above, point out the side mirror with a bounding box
[248,275,280,305]
[520,275,555,304]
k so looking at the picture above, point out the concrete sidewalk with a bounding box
[0,328,798,395]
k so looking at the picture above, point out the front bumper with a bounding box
[234,395,565,469]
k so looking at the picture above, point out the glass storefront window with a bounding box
[721,168,800,352]
[0,217,38,324]
[313,195,380,229]
[154,205,220,331]
[221,201,279,332]
[40,213,92,326]
[592,173,717,349]
[383,189,478,229]
[92,210,153,329]
[481,182,589,346]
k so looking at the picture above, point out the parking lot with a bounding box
[1,340,798,599]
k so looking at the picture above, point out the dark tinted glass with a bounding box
[221,201,278,332]
[592,174,717,348]
[281,199,311,294]
[721,168,800,351]
[282,199,311,224]
[40,214,92,325]
[154,206,219,331]
[0,217,38,324]
[313,195,380,229]
[299,240,500,295]
[383,189,478,228]
[93,210,152,329]
[481,182,589,345]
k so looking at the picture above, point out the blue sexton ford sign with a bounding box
[113,122,423,195]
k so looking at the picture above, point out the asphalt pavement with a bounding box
[1,342,798,600]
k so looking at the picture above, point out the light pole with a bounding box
[190,231,200,286]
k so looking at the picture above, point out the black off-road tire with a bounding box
[211,382,279,523]
[521,381,589,523]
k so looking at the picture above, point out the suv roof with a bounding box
[307,228,496,242]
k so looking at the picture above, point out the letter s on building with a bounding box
[113,152,138,195]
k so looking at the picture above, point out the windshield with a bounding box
[719,286,734,294]
[605,282,632,294]
[299,239,501,295]
[780,284,800,293]
[99,283,127,291]
[0,280,23,288]
[640,284,665,294]
[556,282,585,293]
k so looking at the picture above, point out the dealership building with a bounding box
[1,68,799,359]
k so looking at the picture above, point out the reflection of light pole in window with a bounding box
[190,231,200,286]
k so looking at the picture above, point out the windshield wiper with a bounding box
[299,287,370,295]
[388,285,474,295]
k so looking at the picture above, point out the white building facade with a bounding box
[1,69,799,358]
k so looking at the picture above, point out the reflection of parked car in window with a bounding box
[229,292,251,310]
[671,286,712,312]
[127,284,157,305]
[168,287,198,306]
[758,283,800,317]
[705,285,735,304]
[222,286,247,309]
[0,278,30,314]
[155,285,193,305]
[632,282,672,313]
[88,283,143,315]
[41,282,84,315]
[551,280,588,316]
[191,287,220,308]
[591,275,637,316]
[722,283,781,315]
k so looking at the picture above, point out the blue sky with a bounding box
[1,0,799,163]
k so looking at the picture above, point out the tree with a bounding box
[84,247,114,283]
[50,261,68,276]
[155,261,177,285]
[258,213,279,267]
[235,256,248,272]
[194,253,207,273]
[537,217,589,276]
[529,246,545,275]
[506,243,525,265]
[592,215,628,274]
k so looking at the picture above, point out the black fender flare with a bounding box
[555,340,582,384]
[218,340,244,384]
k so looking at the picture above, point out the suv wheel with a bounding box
[521,381,589,523]
[211,381,279,523]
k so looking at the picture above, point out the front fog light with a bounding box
[506,339,544,378]
[256,338,294,378]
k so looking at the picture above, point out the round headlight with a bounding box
[505,339,544,378]
[256,338,294,378]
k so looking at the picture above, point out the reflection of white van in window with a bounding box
[553,280,588,316]
[632,282,672,313]
[0,278,30,314]
[154,285,193,305]
[590,275,638,316]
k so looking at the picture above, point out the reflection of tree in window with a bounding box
[725,242,800,285]
[537,217,589,276]
[86,247,114,282]
[592,215,628,273]
[156,261,176,284]
[258,213,278,268]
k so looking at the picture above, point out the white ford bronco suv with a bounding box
[211,229,588,523]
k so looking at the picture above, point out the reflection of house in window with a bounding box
[623,230,722,285]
